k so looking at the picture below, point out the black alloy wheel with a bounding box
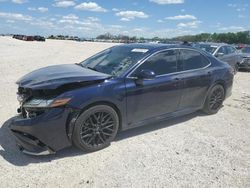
[203,85,225,115]
[73,105,119,152]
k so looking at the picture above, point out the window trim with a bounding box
[126,48,211,79]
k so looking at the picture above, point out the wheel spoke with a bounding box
[88,116,95,126]
[102,123,114,129]
[102,131,112,136]
[98,134,105,143]
[101,132,107,140]
[93,113,100,123]
[102,113,110,121]
[81,133,92,139]
[102,115,112,124]
[100,112,103,122]
[80,129,91,135]
[86,135,95,145]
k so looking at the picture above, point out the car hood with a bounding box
[240,53,250,58]
[16,64,111,89]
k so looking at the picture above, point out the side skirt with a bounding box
[122,107,201,131]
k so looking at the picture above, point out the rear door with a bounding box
[216,46,234,67]
[225,46,237,67]
[177,49,212,109]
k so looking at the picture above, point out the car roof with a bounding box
[196,42,229,47]
[118,43,200,53]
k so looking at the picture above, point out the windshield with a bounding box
[194,44,217,54]
[80,46,149,76]
[241,47,250,53]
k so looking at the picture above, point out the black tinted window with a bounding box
[227,46,236,54]
[180,49,210,71]
[134,50,177,76]
[242,47,250,53]
[217,46,227,54]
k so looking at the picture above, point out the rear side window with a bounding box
[227,46,236,54]
[242,47,250,53]
[180,49,210,71]
[133,50,178,76]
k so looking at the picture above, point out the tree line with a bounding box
[173,31,250,44]
[96,31,250,44]
[96,33,137,42]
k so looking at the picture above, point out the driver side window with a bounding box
[132,50,178,76]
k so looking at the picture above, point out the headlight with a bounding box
[241,58,250,64]
[23,98,71,108]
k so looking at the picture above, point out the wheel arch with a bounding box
[213,79,226,91]
[202,80,226,107]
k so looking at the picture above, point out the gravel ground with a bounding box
[0,37,249,188]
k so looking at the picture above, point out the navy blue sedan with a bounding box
[10,44,234,155]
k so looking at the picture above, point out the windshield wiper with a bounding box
[75,63,84,67]
[86,66,99,72]
[75,63,98,71]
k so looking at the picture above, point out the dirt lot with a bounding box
[0,36,249,188]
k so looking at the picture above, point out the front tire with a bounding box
[72,105,119,152]
[203,85,225,115]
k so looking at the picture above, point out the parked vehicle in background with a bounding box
[34,35,46,42]
[236,44,247,50]
[239,46,250,71]
[23,36,34,41]
[9,44,234,155]
[13,34,25,40]
[194,43,242,73]
[12,34,45,42]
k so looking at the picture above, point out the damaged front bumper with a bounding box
[239,58,250,70]
[9,107,73,155]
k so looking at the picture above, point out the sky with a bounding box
[0,0,250,38]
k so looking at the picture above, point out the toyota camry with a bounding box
[9,44,234,155]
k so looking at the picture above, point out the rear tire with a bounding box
[72,105,119,152]
[203,85,225,115]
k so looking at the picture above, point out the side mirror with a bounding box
[215,52,224,58]
[135,69,156,85]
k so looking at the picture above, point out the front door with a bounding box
[125,49,182,126]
